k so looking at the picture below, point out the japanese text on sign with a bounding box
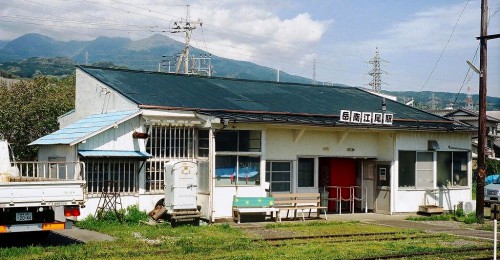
[340,110,393,125]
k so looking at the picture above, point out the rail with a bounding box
[10,161,86,181]
[322,186,367,214]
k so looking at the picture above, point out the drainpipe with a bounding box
[209,127,215,223]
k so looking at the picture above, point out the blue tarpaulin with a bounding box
[486,174,500,184]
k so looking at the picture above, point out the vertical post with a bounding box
[494,219,497,260]
[476,0,488,223]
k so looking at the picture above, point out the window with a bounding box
[398,151,433,188]
[198,130,209,157]
[215,130,261,152]
[85,159,138,196]
[399,151,415,187]
[437,152,468,187]
[147,125,195,159]
[215,130,261,186]
[298,158,314,187]
[266,161,292,192]
[145,125,205,193]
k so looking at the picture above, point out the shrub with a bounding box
[77,204,149,229]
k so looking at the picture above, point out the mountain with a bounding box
[0,40,8,49]
[1,33,499,110]
[0,33,314,84]
[1,33,86,61]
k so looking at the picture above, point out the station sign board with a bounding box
[339,110,393,125]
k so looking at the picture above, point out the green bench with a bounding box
[232,196,279,224]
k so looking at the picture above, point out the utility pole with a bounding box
[171,5,202,74]
[368,47,388,93]
[476,0,488,223]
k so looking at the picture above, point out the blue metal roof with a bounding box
[30,110,140,146]
[78,150,152,159]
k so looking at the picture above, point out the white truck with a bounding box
[0,138,86,234]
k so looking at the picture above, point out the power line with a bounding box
[416,0,470,96]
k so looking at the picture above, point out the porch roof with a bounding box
[78,150,152,159]
[30,110,141,146]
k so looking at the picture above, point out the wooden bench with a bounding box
[232,196,279,224]
[272,193,328,221]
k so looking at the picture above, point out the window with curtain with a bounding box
[215,130,261,186]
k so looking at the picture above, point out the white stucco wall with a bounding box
[393,132,473,213]
[59,69,138,127]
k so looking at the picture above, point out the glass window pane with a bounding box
[298,158,314,187]
[453,152,468,186]
[271,162,291,172]
[238,130,261,152]
[239,156,260,185]
[272,182,290,192]
[198,160,209,193]
[437,152,452,187]
[197,130,209,157]
[416,152,433,188]
[215,155,237,186]
[215,131,238,151]
[398,151,415,187]
[272,171,291,182]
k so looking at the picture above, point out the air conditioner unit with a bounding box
[458,201,476,214]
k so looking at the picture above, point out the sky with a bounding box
[1,0,499,98]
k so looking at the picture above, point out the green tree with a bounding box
[0,75,75,160]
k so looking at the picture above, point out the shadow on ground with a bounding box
[0,231,83,247]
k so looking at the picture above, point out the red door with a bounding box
[328,158,356,211]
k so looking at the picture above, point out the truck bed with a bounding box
[0,161,86,208]
[0,180,86,208]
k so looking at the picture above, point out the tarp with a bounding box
[486,174,500,184]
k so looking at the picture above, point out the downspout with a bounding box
[209,127,215,223]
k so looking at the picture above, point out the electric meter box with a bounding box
[164,161,198,212]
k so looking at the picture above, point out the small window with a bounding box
[399,151,433,188]
[437,151,468,187]
[266,161,292,192]
[298,158,314,187]
[197,130,209,157]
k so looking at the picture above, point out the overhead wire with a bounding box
[451,4,500,108]
[416,0,470,98]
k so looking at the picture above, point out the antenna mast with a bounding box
[368,47,388,93]
[170,5,202,74]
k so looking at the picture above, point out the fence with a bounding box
[11,161,85,181]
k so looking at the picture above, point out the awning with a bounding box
[78,150,152,159]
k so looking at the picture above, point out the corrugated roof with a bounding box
[78,66,473,131]
[30,110,141,145]
[78,150,152,159]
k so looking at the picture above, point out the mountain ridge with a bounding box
[0,33,499,110]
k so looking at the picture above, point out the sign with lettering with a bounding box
[340,110,393,125]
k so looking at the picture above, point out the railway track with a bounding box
[253,231,494,259]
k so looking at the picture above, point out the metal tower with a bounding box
[368,48,388,93]
[170,5,202,74]
[466,85,474,110]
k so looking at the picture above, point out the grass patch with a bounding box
[0,216,493,259]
